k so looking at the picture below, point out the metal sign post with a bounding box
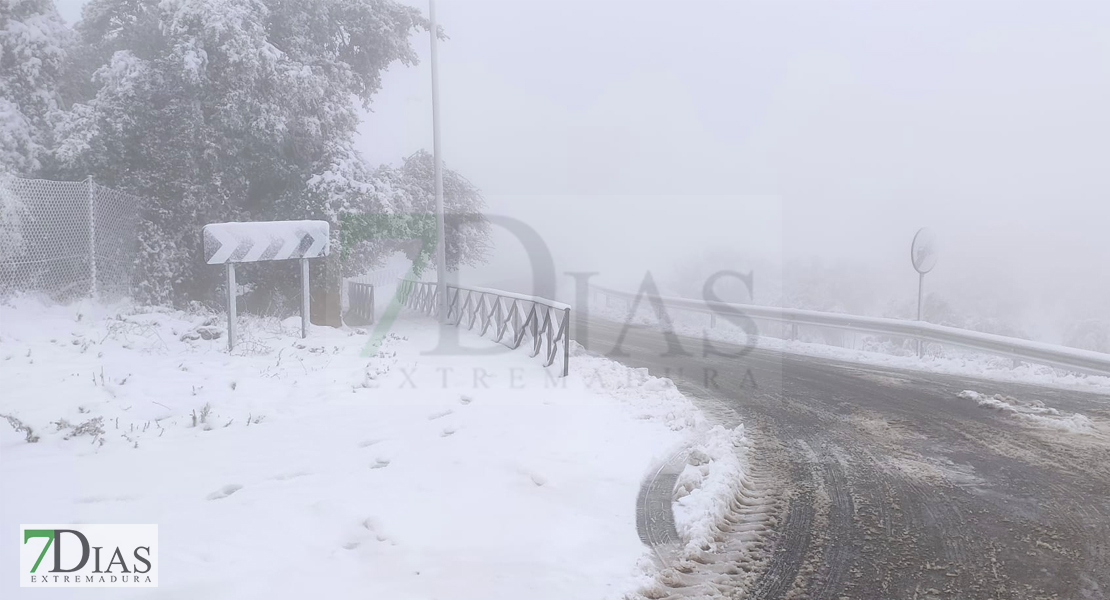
[202,220,330,350]
[917,271,925,322]
[226,263,237,352]
[300,258,310,339]
[910,227,939,357]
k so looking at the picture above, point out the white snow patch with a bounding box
[957,390,1096,434]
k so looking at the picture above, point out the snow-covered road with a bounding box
[582,315,1110,600]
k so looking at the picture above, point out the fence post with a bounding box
[563,307,571,377]
[87,178,98,298]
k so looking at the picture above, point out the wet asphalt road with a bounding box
[580,317,1110,600]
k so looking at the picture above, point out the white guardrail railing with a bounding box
[592,285,1110,378]
[397,279,572,376]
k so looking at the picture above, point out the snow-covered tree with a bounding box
[0,176,25,261]
[390,150,491,271]
[338,151,491,275]
[0,0,69,174]
[51,0,488,309]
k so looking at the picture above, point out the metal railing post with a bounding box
[531,307,539,346]
[563,307,571,376]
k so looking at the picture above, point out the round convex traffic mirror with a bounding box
[911,227,939,274]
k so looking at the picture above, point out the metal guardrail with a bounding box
[398,280,572,376]
[592,285,1110,377]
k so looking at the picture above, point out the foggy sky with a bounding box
[55,1,1110,313]
[357,1,1109,311]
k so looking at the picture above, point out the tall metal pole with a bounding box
[430,0,448,323]
[916,272,925,357]
[917,272,925,321]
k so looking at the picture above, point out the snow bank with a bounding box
[956,390,1096,434]
[568,348,751,556]
[671,426,749,554]
[0,297,747,599]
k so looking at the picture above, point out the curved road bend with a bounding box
[579,317,1110,600]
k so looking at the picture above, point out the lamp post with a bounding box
[429,0,448,323]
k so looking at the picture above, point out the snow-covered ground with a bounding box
[0,296,746,599]
[590,297,1110,393]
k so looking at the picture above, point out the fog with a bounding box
[55,0,1110,345]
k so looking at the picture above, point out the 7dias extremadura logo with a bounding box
[20,525,158,587]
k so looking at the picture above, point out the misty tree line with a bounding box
[1,0,489,319]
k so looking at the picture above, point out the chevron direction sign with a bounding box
[203,220,331,350]
[202,220,330,265]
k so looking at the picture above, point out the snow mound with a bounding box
[672,425,750,554]
[957,390,1096,434]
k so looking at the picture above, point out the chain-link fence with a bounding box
[0,176,140,301]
